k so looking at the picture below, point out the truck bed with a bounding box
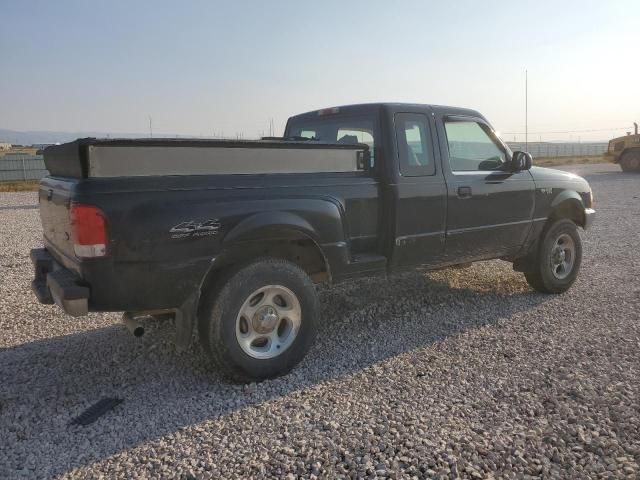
[36,137,378,314]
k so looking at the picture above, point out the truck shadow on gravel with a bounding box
[0,264,552,477]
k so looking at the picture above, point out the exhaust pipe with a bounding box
[122,312,145,337]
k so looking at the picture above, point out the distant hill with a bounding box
[0,128,179,145]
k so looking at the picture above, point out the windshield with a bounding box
[286,114,377,166]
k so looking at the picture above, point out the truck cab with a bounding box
[286,103,542,270]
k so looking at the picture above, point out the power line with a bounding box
[504,126,633,135]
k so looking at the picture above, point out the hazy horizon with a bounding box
[1,0,638,142]
[0,126,621,146]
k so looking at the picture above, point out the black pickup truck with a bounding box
[31,103,595,382]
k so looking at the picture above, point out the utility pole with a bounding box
[525,69,528,151]
[148,115,153,138]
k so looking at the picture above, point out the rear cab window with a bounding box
[285,111,378,168]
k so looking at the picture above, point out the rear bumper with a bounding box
[584,208,595,230]
[30,248,89,317]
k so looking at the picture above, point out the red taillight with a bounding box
[70,203,108,258]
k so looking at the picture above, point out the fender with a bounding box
[550,190,586,228]
[221,195,348,245]
[218,199,350,276]
[222,210,320,245]
[516,188,587,271]
[218,210,338,280]
[550,189,584,210]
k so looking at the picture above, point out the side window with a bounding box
[444,120,506,171]
[395,113,434,176]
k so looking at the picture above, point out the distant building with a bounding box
[0,143,11,151]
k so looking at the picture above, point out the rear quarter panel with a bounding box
[71,173,378,311]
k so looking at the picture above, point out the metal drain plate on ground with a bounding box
[70,398,124,426]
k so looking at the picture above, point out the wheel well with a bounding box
[548,200,584,229]
[199,233,330,296]
[513,201,584,272]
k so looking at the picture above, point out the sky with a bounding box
[1,0,639,142]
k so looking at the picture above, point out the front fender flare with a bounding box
[550,190,584,210]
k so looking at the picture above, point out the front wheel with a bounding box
[620,150,640,172]
[198,258,318,382]
[524,219,583,294]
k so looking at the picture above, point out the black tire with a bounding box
[524,219,583,294]
[198,257,318,382]
[620,150,640,172]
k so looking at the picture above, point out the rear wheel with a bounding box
[198,258,318,382]
[620,150,640,172]
[524,219,583,294]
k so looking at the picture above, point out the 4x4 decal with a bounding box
[170,219,221,239]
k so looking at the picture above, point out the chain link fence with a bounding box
[0,155,48,181]
[506,142,608,158]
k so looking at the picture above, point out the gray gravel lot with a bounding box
[1,163,639,479]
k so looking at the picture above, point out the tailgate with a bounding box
[38,176,79,268]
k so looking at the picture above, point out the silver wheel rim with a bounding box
[235,285,302,359]
[550,233,575,280]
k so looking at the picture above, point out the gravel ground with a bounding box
[1,163,639,479]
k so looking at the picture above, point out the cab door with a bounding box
[436,115,535,260]
[389,111,447,268]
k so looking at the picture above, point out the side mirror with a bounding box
[511,151,532,171]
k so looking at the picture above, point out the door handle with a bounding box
[457,186,472,199]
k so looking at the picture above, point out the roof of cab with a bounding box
[288,102,484,121]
